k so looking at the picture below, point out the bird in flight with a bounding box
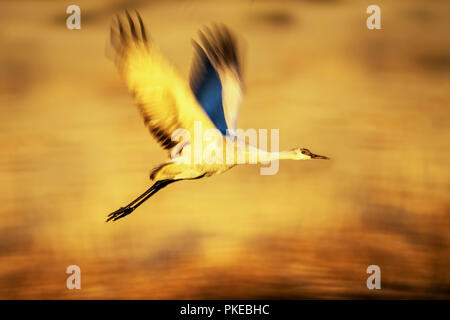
[107,11,329,222]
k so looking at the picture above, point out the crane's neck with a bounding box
[188,138,305,165]
[257,149,299,162]
[232,141,300,163]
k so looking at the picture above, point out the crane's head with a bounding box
[292,147,329,160]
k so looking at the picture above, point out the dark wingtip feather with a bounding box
[196,24,240,72]
[135,10,148,43]
[111,10,150,53]
[125,10,138,40]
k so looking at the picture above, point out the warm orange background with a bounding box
[0,0,449,299]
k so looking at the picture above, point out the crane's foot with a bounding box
[106,206,135,222]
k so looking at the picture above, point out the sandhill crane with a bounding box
[106,11,329,222]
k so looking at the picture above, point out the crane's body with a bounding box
[106,11,328,222]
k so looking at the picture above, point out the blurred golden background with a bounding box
[0,0,449,299]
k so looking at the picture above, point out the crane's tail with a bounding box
[106,179,177,222]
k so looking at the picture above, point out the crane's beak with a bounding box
[310,152,329,160]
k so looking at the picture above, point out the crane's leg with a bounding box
[106,179,177,222]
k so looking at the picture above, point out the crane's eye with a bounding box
[301,148,310,155]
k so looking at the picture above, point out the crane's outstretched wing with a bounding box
[110,11,218,152]
[189,25,244,136]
